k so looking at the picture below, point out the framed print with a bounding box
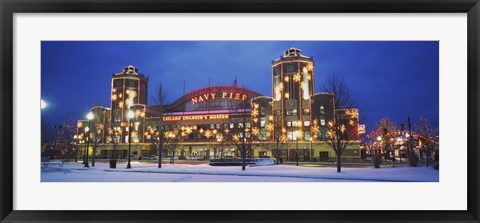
[1,0,479,222]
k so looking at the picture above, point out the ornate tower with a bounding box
[110,65,148,143]
[272,48,314,141]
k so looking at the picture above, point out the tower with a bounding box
[272,48,314,141]
[110,65,148,142]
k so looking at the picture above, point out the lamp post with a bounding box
[84,112,94,167]
[84,126,90,167]
[310,137,313,162]
[73,135,78,162]
[376,136,382,155]
[295,130,302,166]
[126,110,134,169]
[167,131,176,164]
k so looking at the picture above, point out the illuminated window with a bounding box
[245,122,251,128]
[287,122,292,127]
[216,124,220,129]
[224,123,229,128]
[321,119,326,126]
[305,131,311,141]
[260,118,266,127]
[292,109,297,115]
[210,124,215,129]
[292,121,298,127]
[304,121,311,127]
[260,107,265,115]
[230,123,234,129]
[286,109,292,115]
[287,131,293,140]
[239,132,244,138]
[238,123,244,128]
[246,133,251,138]
[304,109,310,115]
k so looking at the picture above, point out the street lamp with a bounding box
[84,126,90,167]
[126,110,134,169]
[167,131,176,164]
[41,100,47,109]
[295,130,302,166]
[73,135,78,162]
[84,112,94,168]
[376,136,382,155]
[310,137,313,162]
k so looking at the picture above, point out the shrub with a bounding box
[409,154,419,167]
[373,154,382,168]
[433,162,439,170]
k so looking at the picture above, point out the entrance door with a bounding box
[319,152,329,161]
[259,151,267,158]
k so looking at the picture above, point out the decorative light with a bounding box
[86,112,94,120]
[41,100,47,109]
[307,62,314,71]
[293,73,301,82]
[266,123,274,132]
[127,110,134,119]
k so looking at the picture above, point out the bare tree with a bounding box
[52,117,77,161]
[415,115,439,166]
[89,122,106,167]
[146,81,168,168]
[164,128,183,164]
[221,95,260,170]
[320,74,360,173]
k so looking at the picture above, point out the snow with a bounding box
[41,161,439,182]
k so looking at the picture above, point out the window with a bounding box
[238,123,244,128]
[230,123,235,129]
[286,109,291,115]
[287,131,293,140]
[291,109,297,115]
[127,81,137,87]
[292,121,299,127]
[246,132,251,138]
[224,123,229,128]
[304,109,310,115]
[320,105,324,110]
[260,107,265,115]
[321,119,326,126]
[216,124,221,129]
[287,122,292,127]
[304,121,311,127]
[260,118,266,127]
[286,65,294,73]
[246,122,251,128]
[239,132,244,138]
[114,80,123,87]
[305,131,311,141]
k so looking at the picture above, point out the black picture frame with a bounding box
[1,0,479,222]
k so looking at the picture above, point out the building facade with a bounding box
[77,48,361,162]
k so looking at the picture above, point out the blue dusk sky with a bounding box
[41,41,439,137]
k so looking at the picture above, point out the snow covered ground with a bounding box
[41,161,439,182]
